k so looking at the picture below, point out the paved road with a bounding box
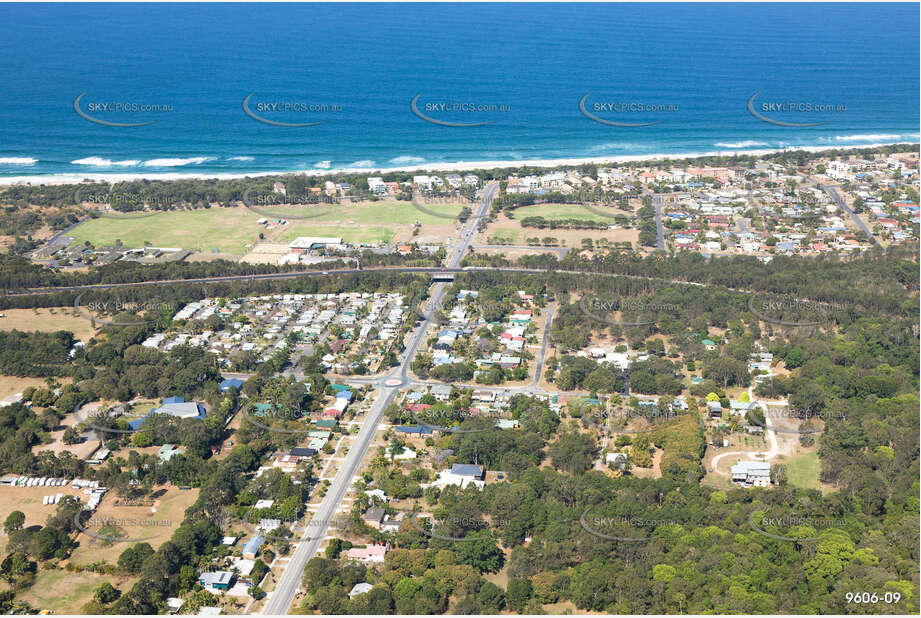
[261,183,497,615]
[642,188,666,251]
[531,301,555,387]
[794,172,881,249]
[822,183,881,248]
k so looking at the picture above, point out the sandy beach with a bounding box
[0,141,917,187]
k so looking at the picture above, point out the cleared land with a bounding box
[511,202,630,223]
[0,376,69,401]
[69,484,200,564]
[15,569,138,614]
[0,484,87,532]
[68,201,463,256]
[779,449,823,491]
[0,307,98,341]
[482,209,639,248]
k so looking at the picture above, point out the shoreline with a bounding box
[0,141,917,187]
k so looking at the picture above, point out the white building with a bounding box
[367,177,386,195]
[731,461,771,487]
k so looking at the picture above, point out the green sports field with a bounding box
[68,201,462,255]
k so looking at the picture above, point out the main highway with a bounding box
[261,182,497,614]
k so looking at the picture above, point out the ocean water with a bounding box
[0,2,917,179]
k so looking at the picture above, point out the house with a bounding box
[367,177,386,195]
[151,399,206,420]
[130,398,206,429]
[349,583,374,598]
[472,390,496,403]
[158,444,184,462]
[435,463,487,489]
[166,598,185,614]
[86,447,110,464]
[605,452,628,467]
[199,571,234,590]
[365,489,387,502]
[701,339,717,350]
[344,544,388,563]
[730,400,757,413]
[229,557,255,577]
[394,425,434,437]
[242,535,265,559]
[380,513,406,533]
[362,507,386,529]
[731,461,772,487]
[452,463,485,480]
[707,401,723,418]
[257,519,281,533]
[273,447,317,472]
[430,384,452,402]
[219,378,244,392]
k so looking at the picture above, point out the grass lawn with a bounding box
[781,450,822,491]
[486,227,520,244]
[70,207,264,255]
[272,200,462,225]
[69,202,462,255]
[512,202,619,223]
[127,399,157,418]
[277,224,394,245]
[15,569,138,614]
